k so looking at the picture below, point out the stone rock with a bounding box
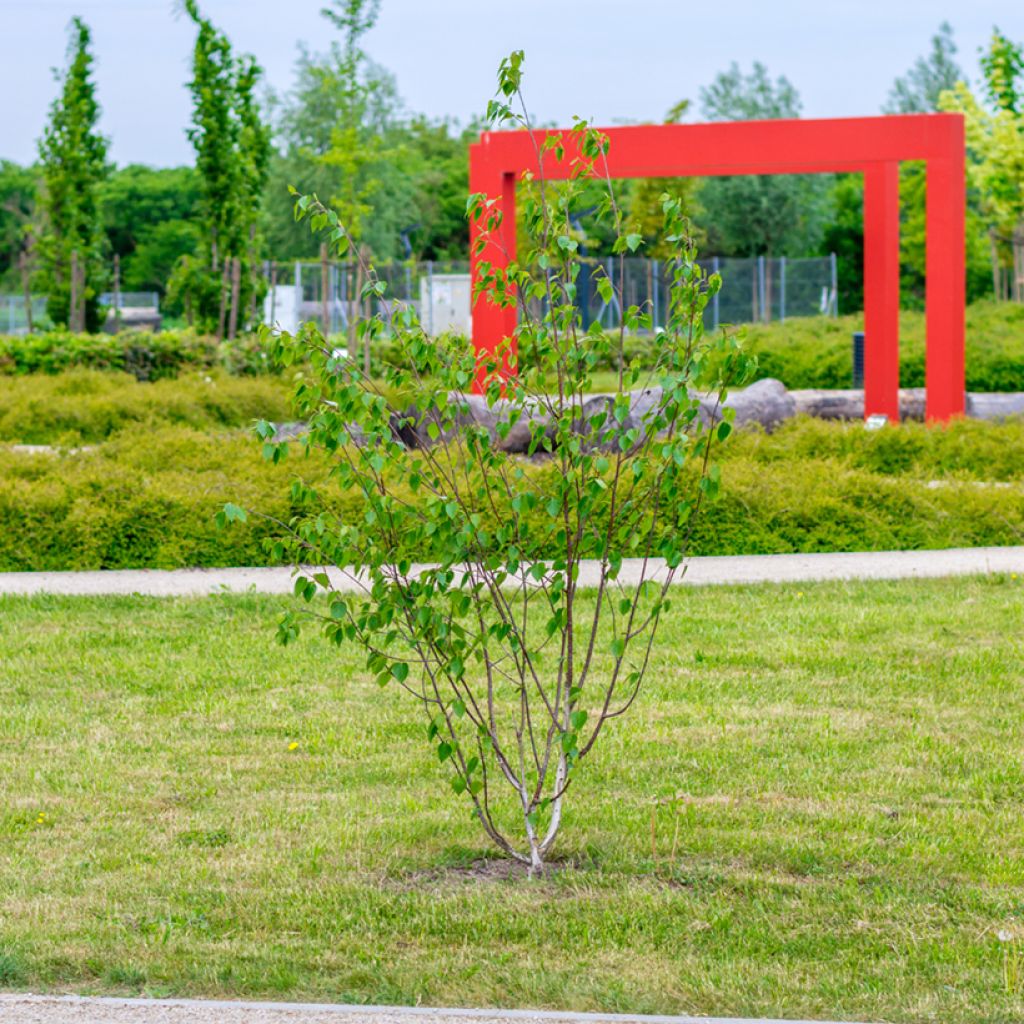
[966,392,1024,420]
[700,377,795,431]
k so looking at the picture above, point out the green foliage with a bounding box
[0,369,292,445]
[0,329,275,379]
[36,17,108,332]
[737,302,1024,391]
[0,160,36,290]
[696,62,831,264]
[884,21,962,114]
[940,28,1024,299]
[4,416,1024,574]
[246,56,755,871]
[0,428,293,571]
[179,1,271,333]
[626,101,704,258]
[99,165,202,300]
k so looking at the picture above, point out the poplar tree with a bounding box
[175,1,271,335]
[37,17,108,332]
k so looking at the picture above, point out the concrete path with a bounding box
[0,546,1022,598]
[0,995,865,1024]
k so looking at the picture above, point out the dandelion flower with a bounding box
[288,741,299,751]
[998,929,1014,943]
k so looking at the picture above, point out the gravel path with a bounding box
[0,996,861,1024]
[0,546,1022,597]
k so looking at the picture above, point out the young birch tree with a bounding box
[229,54,754,874]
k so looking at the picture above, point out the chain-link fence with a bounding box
[267,254,837,339]
[534,254,838,333]
[268,260,473,337]
[5,254,838,338]
[0,296,49,334]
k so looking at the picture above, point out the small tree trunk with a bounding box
[69,250,81,332]
[183,255,194,329]
[113,253,122,333]
[217,257,230,341]
[269,260,278,325]
[247,226,259,327]
[19,250,33,333]
[228,256,241,341]
[991,231,1001,301]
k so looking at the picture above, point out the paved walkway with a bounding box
[0,996,864,1024]
[0,546,1022,598]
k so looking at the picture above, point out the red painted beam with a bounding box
[468,113,967,421]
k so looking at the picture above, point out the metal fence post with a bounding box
[780,256,786,322]
[427,260,434,336]
[757,255,767,323]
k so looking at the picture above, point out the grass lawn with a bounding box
[1,577,1023,1022]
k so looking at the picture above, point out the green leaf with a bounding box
[391,662,409,683]
[221,502,248,524]
[437,742,453,762]
[570,709,588,730]
[610,638,626,659]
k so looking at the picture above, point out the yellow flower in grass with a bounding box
[288,741,299,752]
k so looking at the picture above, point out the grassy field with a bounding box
[2,577,1023,1022]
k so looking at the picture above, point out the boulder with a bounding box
[701,377,795,431]
[966,392,1024,421]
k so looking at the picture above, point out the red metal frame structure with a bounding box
[469,113,966,422]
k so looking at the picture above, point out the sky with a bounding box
[0,0,1019,167]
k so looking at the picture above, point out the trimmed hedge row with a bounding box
[2,419,1022,572]
[3,299,1023,392]
[0,329,275,380]
[0,369,294,445]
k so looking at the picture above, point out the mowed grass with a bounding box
[1,578,1023,1022]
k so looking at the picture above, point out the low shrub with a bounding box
[0,329,276,380]
[0,369,294,445]
[3,300,1021,391]
[525,302,1024,392]
[2,419,1022,572]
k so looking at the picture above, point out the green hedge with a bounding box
[0,329,276,380]
[4,299,1023,392]
[538,301,1024,393]
[0,369,294,445]
[2,419,1022,572]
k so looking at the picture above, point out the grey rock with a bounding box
[966,392,1024,420]
[700,377,795,431]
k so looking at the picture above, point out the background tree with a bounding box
[626,101,704,258]
[884,21,962,114]
[941,28,1024,301]
[36,17,108,332]
[0,161,36,293]
[880,23,991,306]
[267,0,413,262]
[695,63,831,319]
[100,165,201,303]
[176,0,271,334]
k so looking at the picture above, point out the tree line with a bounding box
[0,6,1021,335]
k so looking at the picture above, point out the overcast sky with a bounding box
[0,0,1019,167]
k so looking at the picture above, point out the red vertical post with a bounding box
[862,161,901,421]
[469,142,517,393]
[924,150,966,421]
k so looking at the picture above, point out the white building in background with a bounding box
[419,273,472,337]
